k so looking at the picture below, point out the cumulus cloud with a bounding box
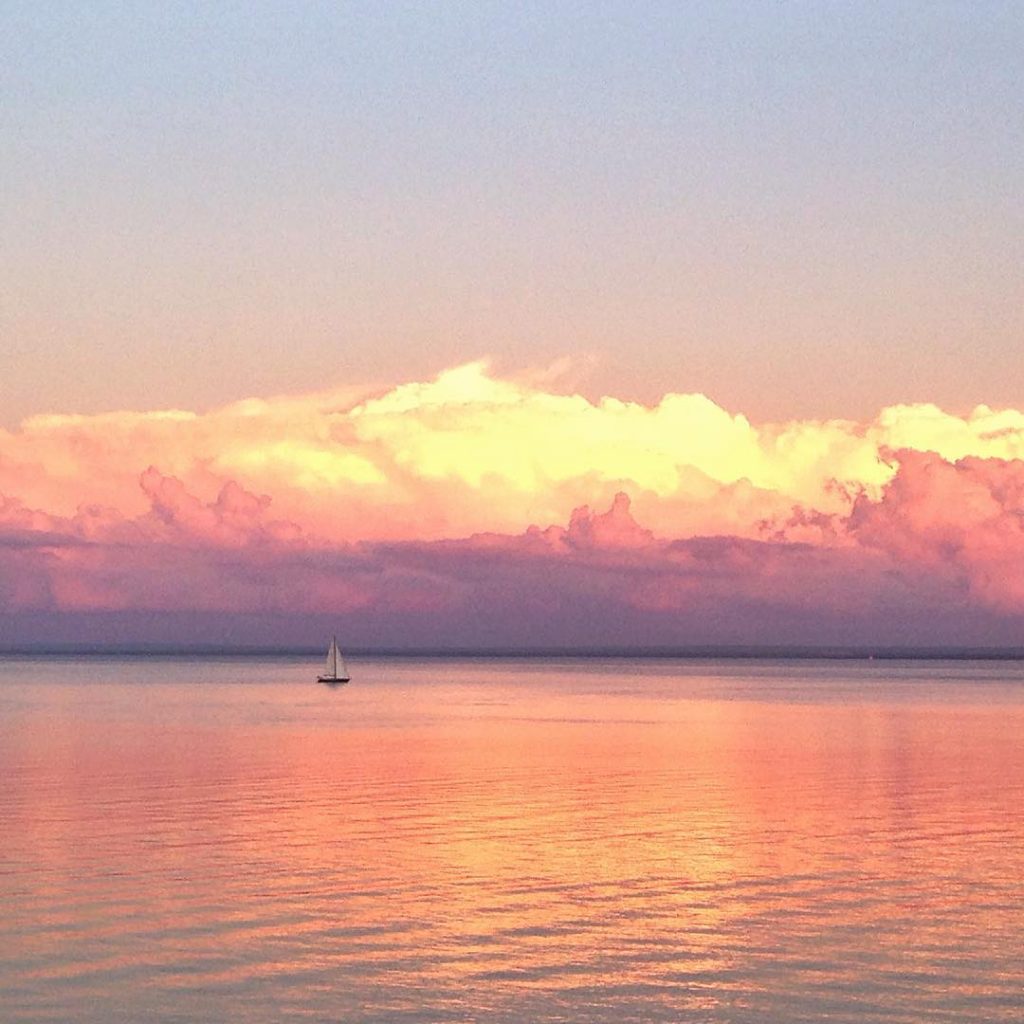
[5,360,1024,546]
[850,451,1024,610]
[4,363,1024,644]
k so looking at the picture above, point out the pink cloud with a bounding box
[138,467,304,547]
[850,451,1024,611]
[565,492,654,550]
[1,451,1022,641]
[4,361,1024,549]
[4,366,1024,645]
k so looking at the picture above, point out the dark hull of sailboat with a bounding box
[317,676,350,685]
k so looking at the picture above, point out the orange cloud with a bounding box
[5,361,1024,549]
[4,363,1024,644]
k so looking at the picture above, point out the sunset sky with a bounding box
[2,2,1023,647]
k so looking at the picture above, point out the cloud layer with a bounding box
[3,362,1024,646]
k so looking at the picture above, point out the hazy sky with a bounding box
[3,1,1022,425]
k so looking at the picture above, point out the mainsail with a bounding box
[322,637,349,681]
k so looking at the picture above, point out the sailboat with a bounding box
[317,636,350,684]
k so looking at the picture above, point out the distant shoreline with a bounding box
[4,645,1024,661]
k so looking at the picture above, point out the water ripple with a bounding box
[2,656,1024,1021]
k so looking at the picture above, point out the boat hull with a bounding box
[318,676,350,684]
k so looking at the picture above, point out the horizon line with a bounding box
[5,644,1024,661]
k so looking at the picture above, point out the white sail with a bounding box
[319,635,350,681]
[324,637,339,678]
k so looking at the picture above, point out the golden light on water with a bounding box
[4,658,1024,1019]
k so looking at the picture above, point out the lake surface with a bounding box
[1,656,1023,1022]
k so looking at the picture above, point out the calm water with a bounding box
[1,656,1023,1023]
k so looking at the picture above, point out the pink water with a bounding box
[2,656,1023,1021]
